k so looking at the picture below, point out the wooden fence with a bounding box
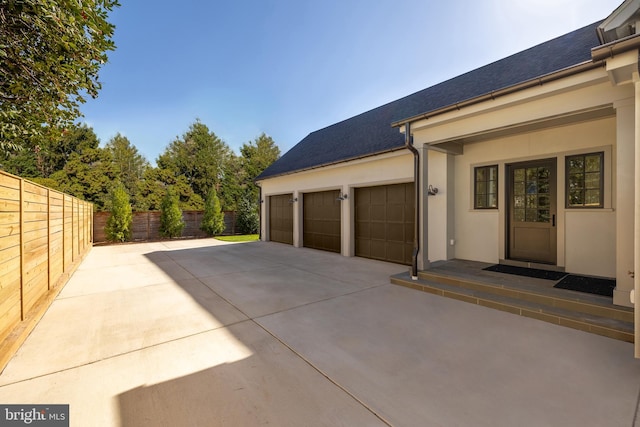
[93,210,237,243]
[0,170,93,371]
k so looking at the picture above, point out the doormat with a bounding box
[554,275,615,297]
[483,264,568,281]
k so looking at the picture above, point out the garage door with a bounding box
[355,183,414,265]
[269,194,293,245]
[303,190,341,253]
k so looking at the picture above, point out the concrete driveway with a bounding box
[0,239,639,426]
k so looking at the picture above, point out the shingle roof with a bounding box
[257,21,603,181]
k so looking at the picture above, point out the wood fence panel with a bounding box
[64,195,73,269]
[49,191,64,287]
[0,215,20,344]
[21,181,50,315]
[93,210,237,243]
[0,170,93,372]
[93,211,108,242]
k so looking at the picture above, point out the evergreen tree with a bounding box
[104,134,149,210]
[159,186,184,238]
[236,194,259,235]
[105,182,132,242]
[201,188,226,236]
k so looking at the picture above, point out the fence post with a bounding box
[47,188,51,291]
[19,178,24,321]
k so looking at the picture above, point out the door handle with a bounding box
[552,214,556,227]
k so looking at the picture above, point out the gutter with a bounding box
[405,122,420,280]
[391,60,605,128]
[591,33,640,61]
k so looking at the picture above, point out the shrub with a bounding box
[236,195,259,235]
[201,188,226,236]
[159,186,184,238]
[105,182,132,242]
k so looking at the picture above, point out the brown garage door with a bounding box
[303,190,341,253]
[269,194,293,245]
[355,183,414,265]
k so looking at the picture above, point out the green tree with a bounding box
[240,133,280,203]
[0,0,120,152]
[159,186,184,238]
[47,126,117,210]
[138,167,204,211]
[201,188,226,236]
[157,120,231,204]
[105,182,132,242]
[105,134,149,210]
[236,195,259,235]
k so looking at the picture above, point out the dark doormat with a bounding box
[483,264,568,280]
[554,275,616,297]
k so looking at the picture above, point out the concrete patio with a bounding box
[0,239,639,426]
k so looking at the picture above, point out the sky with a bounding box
[81,0,625,164]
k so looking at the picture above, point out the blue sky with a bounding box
[81,0,624,164]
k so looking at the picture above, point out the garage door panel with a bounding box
[355,183,414,265]
[371,205,386,221]
[387,205,404,222]
[369,187,385,204]
[387,223,405,241]
[269,194,293,245]
[303,190,341,253]
[371,222,386,240]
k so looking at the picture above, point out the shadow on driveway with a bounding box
[116,241,399,426]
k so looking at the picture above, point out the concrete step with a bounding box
[418,270,634,324]
[391,272,634,343]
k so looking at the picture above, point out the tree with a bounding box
[0,0,120,152]
[157,120,232,204]
[159,186,184,238]
[105,181,132,242]
[105,134,149,210]
[46,126,117,210]
[0,123,98,178]
[236,195,259,235]
[240,133,280,203]
[201,188,226,236]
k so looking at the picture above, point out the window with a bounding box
[474,165,498,209]
[566,152,603,208]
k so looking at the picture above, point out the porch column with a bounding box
[614,97,635,308]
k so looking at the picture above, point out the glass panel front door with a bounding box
[508,159,557,264]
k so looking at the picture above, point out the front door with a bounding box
[507,159,557,264]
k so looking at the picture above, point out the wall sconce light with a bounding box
[336,193,348,201]
[427,185,439,196]
[288,197,298,203]
[259,199,264,204]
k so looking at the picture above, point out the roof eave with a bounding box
[591,32,640,61]
[254,146,408,183]
[391,60,605,129]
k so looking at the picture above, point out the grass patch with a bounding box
[215,234,259,242]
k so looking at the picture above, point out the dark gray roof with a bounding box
[257,21,603,181]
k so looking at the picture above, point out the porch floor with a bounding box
[391,259,634,343]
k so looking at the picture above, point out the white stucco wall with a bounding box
[436,117,617,277]
[257,151,414,255]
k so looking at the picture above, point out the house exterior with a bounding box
[256,1,640,347]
